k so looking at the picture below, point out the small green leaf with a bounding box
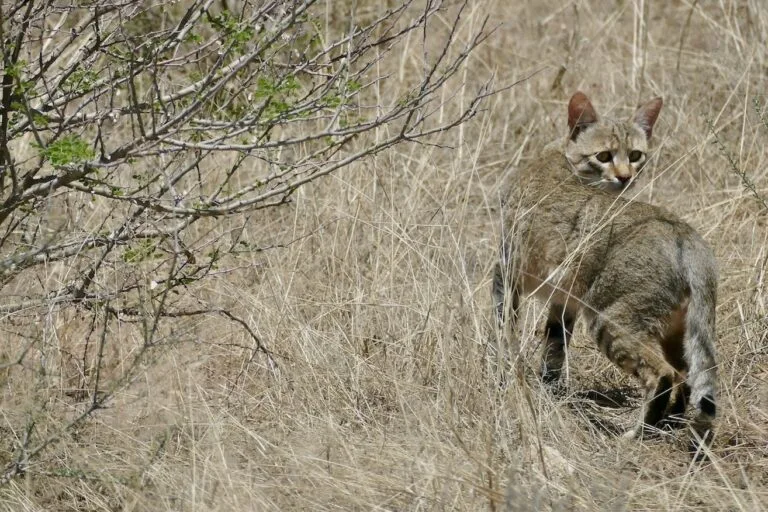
[347,80,362,93]
[38,135,95,166]
[324,95,341,108]
[122,240,159,263]
[62,69,99,95]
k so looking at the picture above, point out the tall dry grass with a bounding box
[2,0,768,510]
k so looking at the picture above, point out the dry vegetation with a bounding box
[1,0,768,510]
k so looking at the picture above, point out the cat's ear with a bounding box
[633,97,663,139]
[568,91,598,140]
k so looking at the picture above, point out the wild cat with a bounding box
[492,92,718,455]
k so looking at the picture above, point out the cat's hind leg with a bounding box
[541,303,576,384]
[587,310,681,438]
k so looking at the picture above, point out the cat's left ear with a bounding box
[568,91,599,140]
[633,97,663,139]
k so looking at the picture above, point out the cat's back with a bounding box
[505,148,695,259]
[508,147,666,225]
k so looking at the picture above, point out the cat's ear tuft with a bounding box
[568,91,598,140]
[634,97,663,139]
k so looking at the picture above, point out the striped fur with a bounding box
[492,92,718,457]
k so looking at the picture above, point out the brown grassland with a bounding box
[2,0,768,510]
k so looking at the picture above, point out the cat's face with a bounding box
[564,92,662,192]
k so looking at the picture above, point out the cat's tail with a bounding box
[682,238,718,454]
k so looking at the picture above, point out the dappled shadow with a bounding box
[572,386,638,409]
[558,385,641,437]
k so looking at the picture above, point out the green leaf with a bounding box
[347,80,362,93]
[62,69,99,95]
[39,135,95,166]
[122,240,160,263]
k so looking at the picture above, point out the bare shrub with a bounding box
[0,0,491,486]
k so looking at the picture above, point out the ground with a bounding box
[1,1,767,510]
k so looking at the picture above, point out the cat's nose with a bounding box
[617,175,631,186]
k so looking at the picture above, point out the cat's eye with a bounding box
[629,150,644,163]
[595,151,612,163]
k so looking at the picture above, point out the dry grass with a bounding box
[2,0,768,510]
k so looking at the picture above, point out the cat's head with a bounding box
[564,91,663,192]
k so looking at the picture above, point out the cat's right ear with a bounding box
[568,91,598,141]
[633,97,663,139]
